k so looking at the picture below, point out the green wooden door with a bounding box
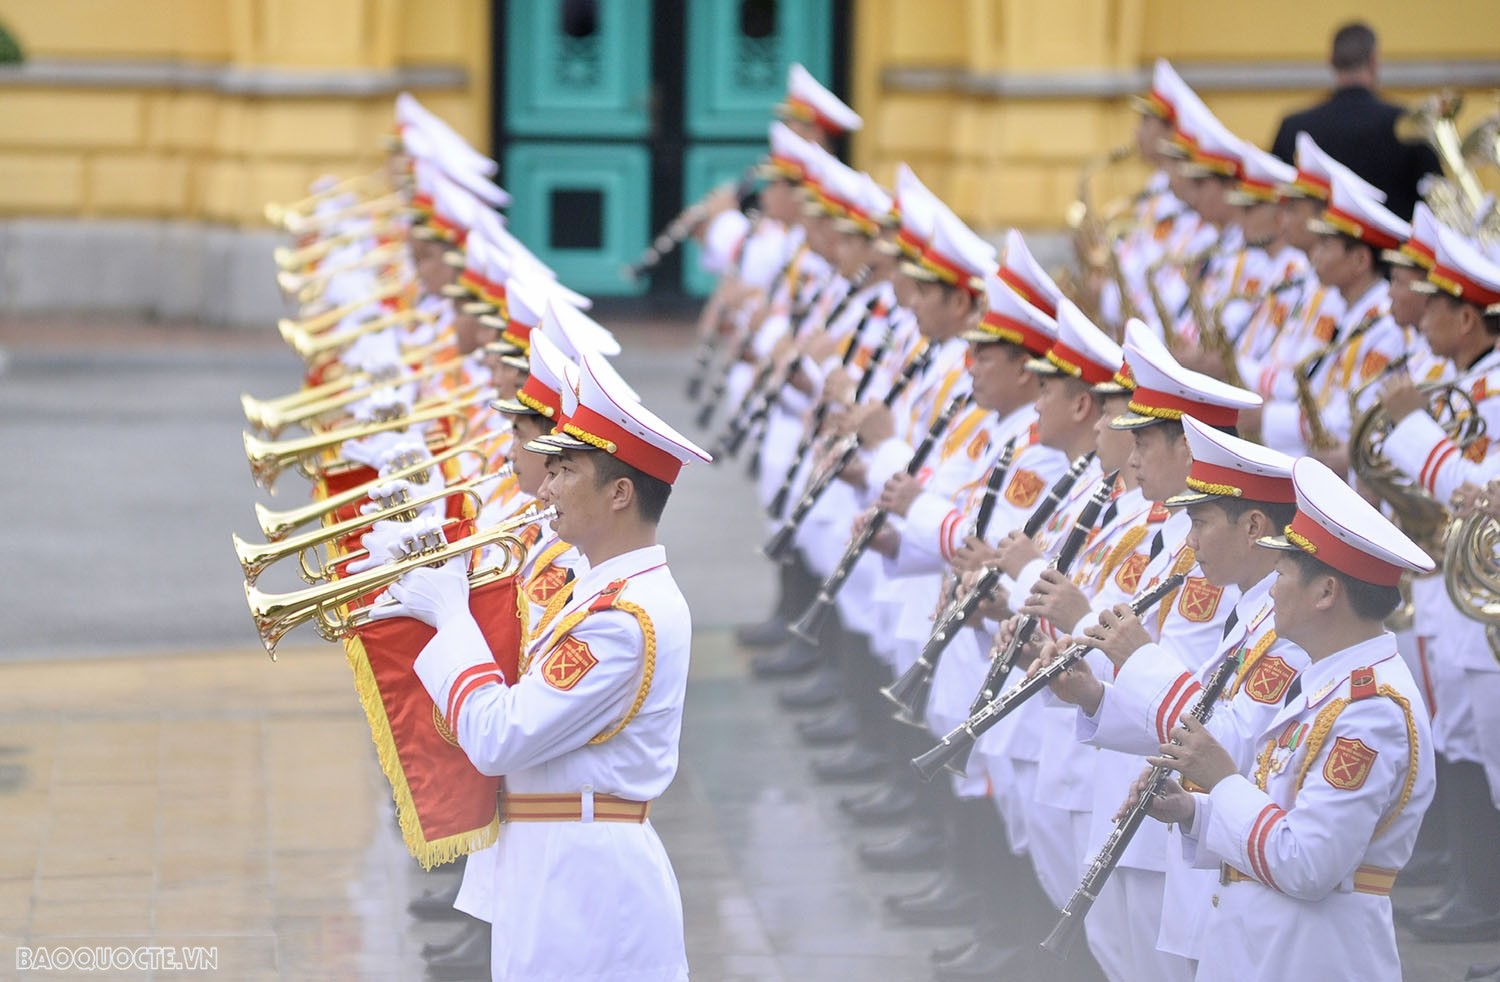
[496,0,838,298]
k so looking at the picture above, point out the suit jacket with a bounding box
[1271,86,1440,220]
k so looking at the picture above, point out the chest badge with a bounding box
[542,636,598,691]
[1324,736,1378,791]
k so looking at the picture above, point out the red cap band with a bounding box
[1286,511,1404,587]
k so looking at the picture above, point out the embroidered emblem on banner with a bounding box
[1177,576,1223,623]
[432,703,460,747]
[967,430,990,461]
[1005,469,1044,508]
[1115,553,1149,592]
[1244,654,1297,705]
[543,636,598,691]
[1324,736,1378,791]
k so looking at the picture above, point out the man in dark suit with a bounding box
[1271,21,1439,220]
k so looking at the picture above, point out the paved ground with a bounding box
[0,314,1495,980]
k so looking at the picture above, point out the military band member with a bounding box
[1139,457,1436,982]
[375,349,711,981]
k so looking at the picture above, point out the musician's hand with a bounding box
[1147,716,1238,793]
[1080,603,1151,668]
[856,404,896,447]
[801,330,840,364]
[370,555,471,628]
[952,535,1001,574]
[1021,570,1091,633]
[1031,635,1104,714]
[876,472,923,517]
[823,369,855,407]
[1237,403,1263,437]
[1118,767,1196,826]
[698,186,739,223]
[993,529,1043,577]
[1451,482,1484,518]
[835,453,868,490]
[989,613,1036,663]
[1378,372,1425,423]
[852,512,901,559]
[973,578,1012,624]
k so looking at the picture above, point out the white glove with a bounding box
[340,328,402,373]
[360,478,416,515]
[341,430,408,469]
[347,517,417,574]
[367,555,471,628]
[377,437,443,486]
[348,385,413,423]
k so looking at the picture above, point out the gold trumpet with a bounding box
[241,340,454,434]
[244,402,468,491]
[283,307,431,361]
[233,479,490,584]
[272,191,407,236]
[244,353,462,437]
[276,241,408,301]
[245,506,552,659]
[274,225,402,272]
[1443,509,1500,659]
[278,281,406,337]
[254,431,499,540]
[263,171,390,228]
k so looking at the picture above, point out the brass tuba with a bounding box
[1349,380,1487,557]
[1443,508,1500,660]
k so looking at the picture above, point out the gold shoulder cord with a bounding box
[1093,523,1149,590]
[534,601,658,746]
[1259,685,1421,840]
[1226,631,1279,701]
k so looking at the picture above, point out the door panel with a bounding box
[505,0,653,138]
[685,0,833,139]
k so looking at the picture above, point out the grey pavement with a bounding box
[0,319,1495,980]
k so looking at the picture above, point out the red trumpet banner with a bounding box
[343,575,522,869]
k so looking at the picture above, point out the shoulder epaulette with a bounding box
[590,579,628,613]
[1349,666,1378,701]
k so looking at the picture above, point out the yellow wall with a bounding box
[0,0,490,223]
[853,0,1500,231]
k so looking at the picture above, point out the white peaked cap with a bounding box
[1111,319,1261,430]
[1029,298,1125,388]
[1260,456,1434,586]
[904,206,995,296]
[779,63,862,134]
[495,329,573,419]
[1167,413,1297,506]
[395,92,499,178]
[968,268,1057,354]
[1232,141,1297,203]
[540,348,712,485]
[1288,132,1386,203]
[999,229,1064,319]
[541,297,622,359]
[1413,223,1500,313]
[402,126,509,207]
[1313,169,1411,251]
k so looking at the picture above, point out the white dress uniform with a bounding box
[1177,459,1437,982]
[1077,417,1309,962]
[395,343,713,982]
[1060,320,1259,982]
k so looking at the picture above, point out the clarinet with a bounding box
[789,390,972,643]
[1041,630,1242,958]
[692,250,804,428]
[881,439,1017,724]
[884,452,1097,727]
[623,165,760,281]
[719,285,879,460]
[966,458,1105,717]
[911,572,1186,781]
[766,303,891,520]
[761,343,931,563]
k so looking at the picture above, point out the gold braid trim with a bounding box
[588,601,657,746]
[1157,544,1198,631]
[521,578,577,674]
[343,633,498,869]
[532,600,659,747]
[560,423,617,454]
[1254,734,1276,792]
[1093,524,1150,590]
[1285,526,1319,555]
[515,572,531,650]
[1227,631,1279,701]
[1185,475,1243,497]
[1290,685,1422,840]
